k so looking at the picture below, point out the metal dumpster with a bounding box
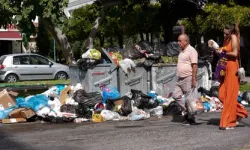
[197,62,212,90]
[151,62,211,96]
[119,66,150,96]
[69,48,118,93]
[151,64,177,97]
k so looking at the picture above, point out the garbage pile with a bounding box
[78,40,180,74]
[0,83,249,124]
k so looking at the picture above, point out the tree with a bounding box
[180,3,250,36]
[37,20,51,56]
[0,0,76,64]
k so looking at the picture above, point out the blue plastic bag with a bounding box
[203,102,211,112]
[147,91,158,99]
[16,94,49,112]
[101,85,121,104]
[56,85,66,95]
[0,106,17,119]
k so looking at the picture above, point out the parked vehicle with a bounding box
[0,53,69,83]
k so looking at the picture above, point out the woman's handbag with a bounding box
[215,51,227,81]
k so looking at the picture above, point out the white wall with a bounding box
[64,0,95,17]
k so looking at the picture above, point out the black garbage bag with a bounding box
[138,41,154,54]
[42,116,75,123]
[210,86,219,98]
[105,96,132,116]
[131,89,159,109]
[242,91,250,103]
[73,89,102,107]
[143,59,154,68]
[60,104,77,114]
[120,96,132,116]
[75,103,92,119]
[198,86,219,98]
[123,39,145,59]
[160,42,180,57]
[165,42,180,57]
[147,53,161,60]
[77,58,100,71]
[105,99,115,111]
[197,87,210,96]
[163,101,182,116]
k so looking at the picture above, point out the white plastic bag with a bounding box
[101,110,120,121]
[128,109,150,121]
[208,39,219,49]
[119,58,136,74]
[81,49,91,59]
[185,88,204,115]
[149,106,163,118]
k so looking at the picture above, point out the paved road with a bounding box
[1,110,250,150]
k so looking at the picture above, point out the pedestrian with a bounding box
[173,34,198,125]
[208,23,248,130]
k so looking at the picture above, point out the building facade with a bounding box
[0,18,38,56]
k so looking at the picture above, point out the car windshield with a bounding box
[0,56,7,64]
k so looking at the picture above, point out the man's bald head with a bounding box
[178,34,190,50]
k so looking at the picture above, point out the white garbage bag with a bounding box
[100,110,120,121]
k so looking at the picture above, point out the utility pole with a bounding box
[53,39,56,62]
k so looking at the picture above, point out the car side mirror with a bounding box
[49,62,53,67]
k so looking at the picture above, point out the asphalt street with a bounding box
[0,110,250,150]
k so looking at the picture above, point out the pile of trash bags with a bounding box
[1,82,248,124]
[77,40,181,74]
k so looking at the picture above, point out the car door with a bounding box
[12,55,34,80]
[29,55,55,80]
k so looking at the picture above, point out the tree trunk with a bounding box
[140,32,144,41]
[189,17,201,45]
[99,35,105,47]
[163,25,174,43]
[42,18,76,65]
[109,37,113,47]
[146,33,149,41]
[84,9,104,50]
[118,34,124,49]
[150,33,153,43]
[84,1,124,49]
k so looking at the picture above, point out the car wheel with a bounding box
[4,74,18,83]
[55,72,68,80]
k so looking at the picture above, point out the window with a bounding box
[13,56,30,65]
[30,56,49,65]
[0,56,7,64]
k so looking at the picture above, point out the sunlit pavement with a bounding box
[1,108,250,150]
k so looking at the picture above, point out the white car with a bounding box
[0,53,69,83]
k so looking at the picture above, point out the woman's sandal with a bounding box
[219,127,235,130]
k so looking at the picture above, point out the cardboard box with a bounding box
[9,108,26,118]
[0,89,18,110]
[59,86,71,105]
[1,118,26,124]
[20,109,36,119]
[9,108,36,119]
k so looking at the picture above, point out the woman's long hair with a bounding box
[225,23,241,58]
[225,23,240,40]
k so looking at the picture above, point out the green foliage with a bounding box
[63,1,161,49]
[63,4,100,42]
[0,0,69,35]
[181,3,250,35]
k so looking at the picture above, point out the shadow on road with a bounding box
[198,118,250,128]
[0,128,31,150]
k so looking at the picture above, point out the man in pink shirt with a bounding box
[173,34,198,125]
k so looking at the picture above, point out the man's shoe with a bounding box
[182,120,191,126]
[188,118,197,125]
